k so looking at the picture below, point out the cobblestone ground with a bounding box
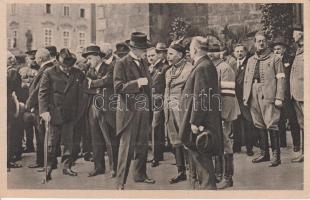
[7,132,303,190]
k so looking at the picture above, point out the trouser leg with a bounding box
[152,110,165,161]
[252,128,270,163]
[278,110,287,147]
[269,129,281,167]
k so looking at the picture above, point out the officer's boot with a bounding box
[292,129,304,163]
[214,155,223,183]
[218,153,234,189]
[269,130,281,167]
[252,129,270,163]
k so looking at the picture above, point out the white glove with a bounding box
[137,78,148,88]
[40,112,51,122]
[191,124,199,134]
[275,99,283,108]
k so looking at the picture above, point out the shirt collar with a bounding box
[95,62,102,73]
[41,60,52,68]
[174,58,186,68]
[193,55,205,66]
[238,57,246,65]
[129,51,140,61]
[104,55,114,65]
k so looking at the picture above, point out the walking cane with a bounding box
[42,120,50,184]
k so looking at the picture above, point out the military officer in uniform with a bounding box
[207,42,240,189]
[165,41,194,184]
[114,32,155,190]
[19,50,39,153]
[271,36,301,151]
[243,31,285,167]
[39,48,85,180]
[290,26,304,163]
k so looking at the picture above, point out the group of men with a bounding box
[7,25,304,190]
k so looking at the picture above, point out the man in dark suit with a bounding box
[82,45,118,178]
[147,43,169,167]
[232,44,255,156]
[114,32,155,190]
[179,36,222,190]
[38,48,85,180]
[26,48,55,170]
[270,37,301,151]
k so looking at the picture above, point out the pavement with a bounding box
[7,132,303,190]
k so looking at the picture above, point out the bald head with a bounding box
[35,48,51,66]
[189,36,209,61]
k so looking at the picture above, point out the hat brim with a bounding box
[56,54,77,67]
[125,40,151,50]
[82,51,105,58]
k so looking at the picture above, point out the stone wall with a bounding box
[96,4,150,47]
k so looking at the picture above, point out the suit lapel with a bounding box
[127,55,142,79]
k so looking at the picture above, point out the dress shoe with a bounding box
[63,168,78,176]
[28,163,43,168]
[151,160,159,167]
[88,169,105,177]
[246,149,254,156]
[252,154,270,163]
[110,170,116,178]
[135,177,156,184]
[217,178,233,189]
[169,172,187,184]
[291,154,304,163]
[269,159,281,167]
[8,162,22,168]
[293,146,300,152]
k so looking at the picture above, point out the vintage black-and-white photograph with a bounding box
[6,3,304,190]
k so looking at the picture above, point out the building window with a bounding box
[64,5,70,16]
[63,31,70,48]
[44,28,52,46]
[79,32,86,46]
[80,8,85,18]
[11,4,16,15]
[45,4,51,14]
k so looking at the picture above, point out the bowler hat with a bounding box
[82,45,105,58]
[56,48,77,67]
[270,36,288,47]
[114,42,130,56]
[45,46,58,57]
[126,32,149,49]
[196,130,215,155]
[155,42,167,52]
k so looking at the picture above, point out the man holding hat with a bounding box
[179,36,222,190]
[290,26,304,163]
[207,41,240,189]
[39,48,84,180]
[147,43,169,167]
[164,40,194,184]
[243,31,285,167]
[82,45,118,178]
[114,32,155,189]
[271,36,301,152]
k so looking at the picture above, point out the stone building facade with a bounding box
[7,4,91,53]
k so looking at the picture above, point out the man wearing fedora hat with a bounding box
[207,41,240,189]
[81,45,118,178]
[290,26,304,163]
[146,43,169,168]
[243,31,285,167]
[39,48,84,180]
[179,36,222,190]
[114,32,155,189]
[271,36,301,152]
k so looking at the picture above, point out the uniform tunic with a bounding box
[164,58,193,146]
